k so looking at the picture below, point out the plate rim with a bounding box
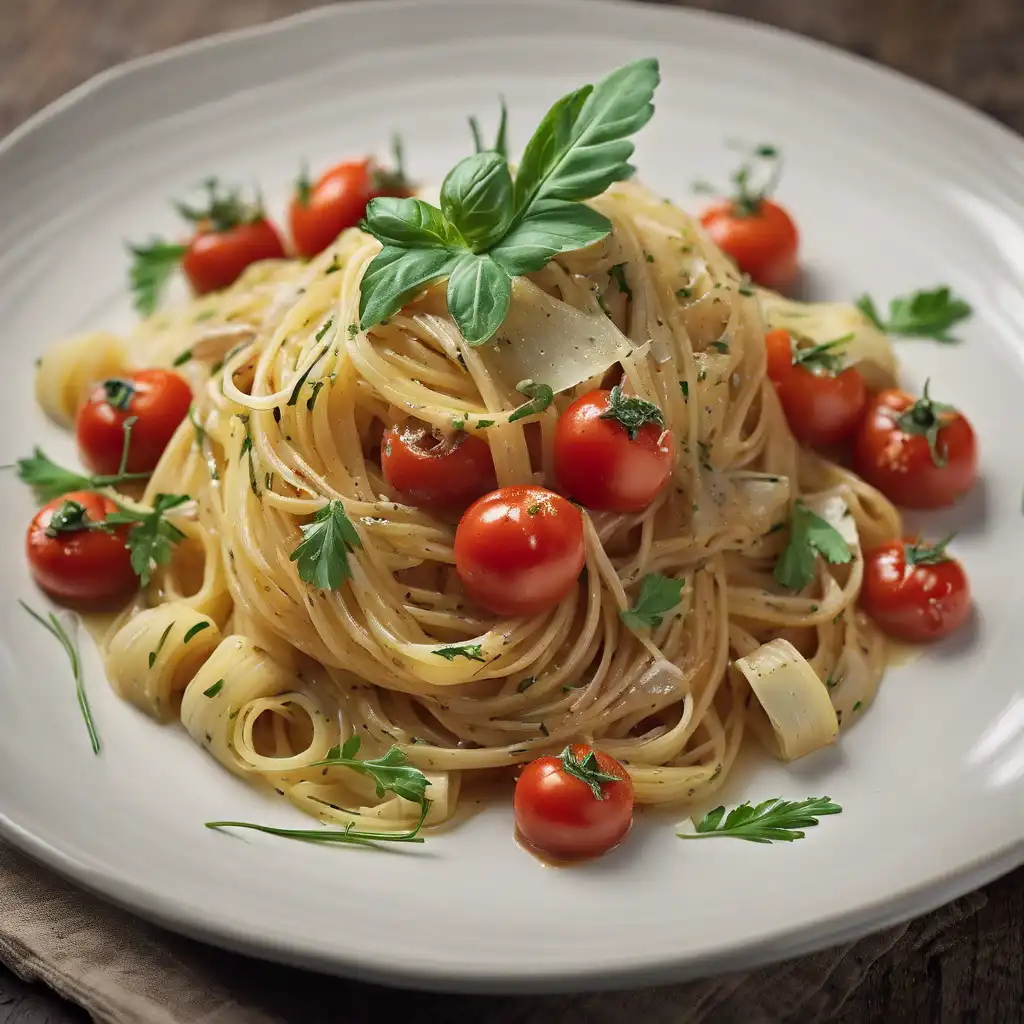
[1,0,1022,992]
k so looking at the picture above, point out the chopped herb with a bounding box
[203,679,225,698]
[526,503,540,517]
[610,263,632,299]
[680,381,689,401]
[853,701,863,711]
[621,573,684,630]
[508,379,554,423]
[286,343,329,407]
[476,419,495,428]
[347,323,358,338]
[773,501,852,591]
[676,287,692,299]
[171,348,193,367]
[538,723,550,737]
[127,239,187,316]
[710,340,730,354]
[516,676,537,693]
[149,621,175,668]
[678,796,841,843]
[306,379,325,411]
[645,252,655,263]
[183,621,211,644]
[104,494,190,585]
[433,644,486,663]
[289,500,362,590]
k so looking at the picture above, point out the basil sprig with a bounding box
[358,59,660,345]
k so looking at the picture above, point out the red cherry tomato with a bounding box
[514,744,634,860]
[852,385,977,508]
[26,491,137,606]
[381,423,496,507]
[701,199,799,291]
[454,486,585,616]
[860,538,971,642]
[554,388,675,512]
[182,218,286,295]
[764,329,867,447]
[289,160,374,259]
[77,370,193,475]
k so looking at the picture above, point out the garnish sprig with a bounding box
[20,601,99,754]
[694,142,782,217]
[311,735,430,805]
[856,286,972,343]
[104,493,191,585]
[290,500,362,590]
[773,501,851,591]
[358,59,660,344]
[621,572,684,630]
[678,796,841,843]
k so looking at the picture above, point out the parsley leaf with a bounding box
[433,644,486,663]
[621,573,684,630]
[678,796,841,843]
[599,384,665,440]
[773,501,852,591]
[855,286,972,343]
[358,60,659,344]
[313,734,430,805]
[610,262,632,299]
[127,239,187,316]
[105,493,190,585]
[289,500,362,590]
[15,447,149,504]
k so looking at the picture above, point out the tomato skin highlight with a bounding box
[182,218,286,295]
[764,329,867,447]
[514,745,634,860]
[700,199,800,291]
[554,389,675,512]
[852,388,977,508]
[454,486,586,617]
[861,540,971,643]
[76,369,193,476]
[381,423,496,507]
[26,491,137,606]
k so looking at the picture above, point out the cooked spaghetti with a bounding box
[32,172,903,834]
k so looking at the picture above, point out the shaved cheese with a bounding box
[695,471,790,541]
[471,278,631,396]
[734,638,839,761]
[759,290,897,391]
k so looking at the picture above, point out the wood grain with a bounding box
[0,1,1022,1021]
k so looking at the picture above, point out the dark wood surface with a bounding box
[1,1,1022,1021]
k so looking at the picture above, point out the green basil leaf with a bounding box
[440,152,514,252]
[358,246,461,330]
[513,59,659,211]
[489,200,611,276]
[361,196,463,249]
[446,254,512,345]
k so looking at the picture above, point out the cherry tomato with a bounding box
[554,387,675,512]
[764,329,867,446]
[26,491,137,606]
[182,218,286,295]
[852,385,977,508]
[77,370,193,475]
[861,537,971,642]
[381,422,496,507]
[701,199,799,291]
[454,486,585,616]
[514,744,634,860]
[290,160,373,259]
[290,158,410,259]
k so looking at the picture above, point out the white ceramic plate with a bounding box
[1,0,1022,993]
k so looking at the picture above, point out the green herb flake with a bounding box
[621,573,684,630]
[203,679,225,698]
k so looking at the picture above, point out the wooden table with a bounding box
[1,1,1022,1021]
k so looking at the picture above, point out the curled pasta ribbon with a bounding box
[35,331,130,426]
[106,603,221,721]
[180,634,329,778]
